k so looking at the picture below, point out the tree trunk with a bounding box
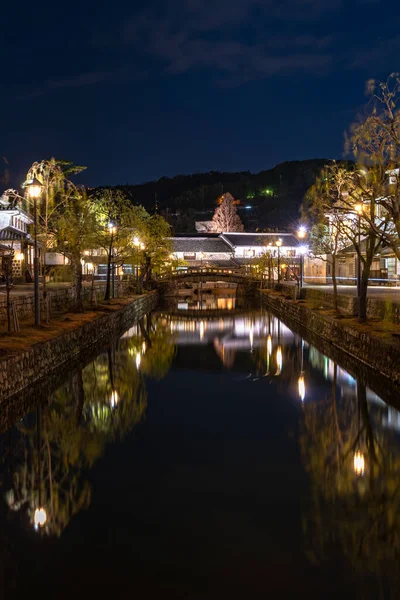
[105,255,112,301]
[71,252,83,311]
[331,256,339,314]
[358,263,371,322]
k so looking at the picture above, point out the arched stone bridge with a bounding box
[157,267,258,284]
[154,267,260,295]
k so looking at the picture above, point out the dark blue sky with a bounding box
[1,0,399,188]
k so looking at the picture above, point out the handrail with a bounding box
[156,267,262,281]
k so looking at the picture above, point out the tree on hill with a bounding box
[211,193,244,232]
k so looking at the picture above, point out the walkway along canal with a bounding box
[1,293,400,598]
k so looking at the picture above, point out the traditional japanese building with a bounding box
[0,196,35,282]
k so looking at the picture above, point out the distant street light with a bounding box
[133,237,140,293]
[34,507,47,530]
[25,177,43,327]
[296,227,308,289]
[353,450,365,476]
[105,223,116,301]
[275,239,282,282]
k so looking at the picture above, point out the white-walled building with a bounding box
[220,232,303,261]
[0,197,34,281]
[170,232,305,269]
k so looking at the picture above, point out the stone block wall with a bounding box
[0,292,158,403]
[303,288,357,315]
[0,283,130,323]
[261,291,400,386]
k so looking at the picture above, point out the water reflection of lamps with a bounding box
[275,319,282,375]
[34,405,47,531]
[298,337,305,401]
[353,451,365,476]
[249,325,254,352]
[110,389,119,408]
[136,352,141,369]
[298,374,305,402]
[275,346,282,375]
[199,321,205,341]
[267,334,272,356]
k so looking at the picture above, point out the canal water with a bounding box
[1,297,400,599]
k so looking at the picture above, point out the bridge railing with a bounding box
[157,267,254,280]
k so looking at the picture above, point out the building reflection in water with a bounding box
[2,299,400,594]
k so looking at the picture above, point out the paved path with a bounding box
[305,284,400,302]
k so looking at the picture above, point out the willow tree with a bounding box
[24,159,86,301]
[90,189,149,300]
[56,187,97,309]
[349,73,400,256]
[139,213,172,285]
[211,192,244,232]
[305,163,352,313]
[306,161,389,321]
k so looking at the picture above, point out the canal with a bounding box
[1,296,400,598]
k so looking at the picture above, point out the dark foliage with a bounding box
[95,159,350,232]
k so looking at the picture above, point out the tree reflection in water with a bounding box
[300,366,400,596]
[3,314,175,537]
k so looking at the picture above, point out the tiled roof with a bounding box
[170,237,232,253]
[221,232,300,247]
[0,227,29,241]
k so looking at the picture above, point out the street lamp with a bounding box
[34,507,47,530]
[133,237,140,292]
[296,227,307,289]
[105,222,116,301]
[297,226,306,240]
[354,203,363,296]
[353,450,365,476]
[275,239,282,282]
[25,177,43,327]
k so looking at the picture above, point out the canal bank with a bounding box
[0,291,158,403]
[260,289,400,392]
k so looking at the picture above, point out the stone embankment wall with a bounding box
[0,283,130,322]
[261,291,400,386]
[0,292,157,403]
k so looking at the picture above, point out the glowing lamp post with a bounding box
[34,507,47,531]
[296,227,307,289]
[25,177,43,327]
[133,237,141,293]
[353,450,365,476]
[105,223,116,301]
[275,239,282,283]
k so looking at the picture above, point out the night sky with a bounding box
[1,0,399,188]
